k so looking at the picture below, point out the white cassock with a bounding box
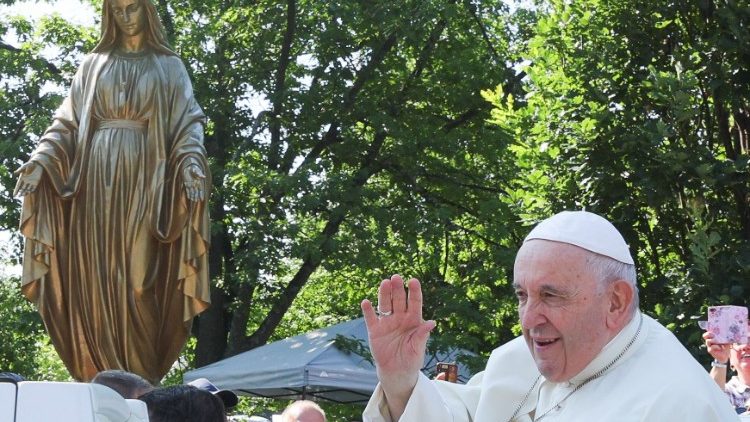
[363,312,738,421]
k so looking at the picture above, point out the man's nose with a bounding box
[520,299,547,330]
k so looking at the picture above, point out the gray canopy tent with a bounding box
[183,318,474,405]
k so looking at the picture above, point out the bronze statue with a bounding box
[14,0,210,383]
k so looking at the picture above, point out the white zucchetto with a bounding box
[524,210,635,265]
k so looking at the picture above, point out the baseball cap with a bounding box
[187,377,238,409]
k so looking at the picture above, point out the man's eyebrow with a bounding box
[539,284,574,296]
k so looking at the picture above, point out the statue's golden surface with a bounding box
[14,0,210,383]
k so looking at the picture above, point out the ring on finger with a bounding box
[377,307,393,317]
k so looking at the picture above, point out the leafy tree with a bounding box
[0,0,527,374]
[0,275,69,380]
[0,7,97,230]
[158,0,527,365]
[485,0,750,359]
[0,276,42,376]
[5,0,746,394]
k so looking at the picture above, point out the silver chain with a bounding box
[506,313,644,422]
[506,374,541,422]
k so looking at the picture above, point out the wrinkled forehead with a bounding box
[515,239,591,265]
[513,240,598,291]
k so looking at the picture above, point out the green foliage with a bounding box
[487,0,750,363]
[163,0,526,363]
[334,334,372,364]
[32,340,72,382]
[3,0,749,405]
[0,276,42,376]
[0,0,524,404]
[0,7,94,230]
[160,337,197,387]
[0,275,69,380]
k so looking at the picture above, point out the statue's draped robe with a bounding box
[19,50,211,383]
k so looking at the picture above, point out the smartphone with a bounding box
[436,362,458,383]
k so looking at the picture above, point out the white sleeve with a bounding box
[362,372,483,422]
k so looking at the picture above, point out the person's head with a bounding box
[280,400,326,422]
[92,0,175,55]
[187,377,238,410]
[730,343,750,381]
[0,372,25,383]
[91,369,154,399]
[139,385,227,422]
[513,210,638,383]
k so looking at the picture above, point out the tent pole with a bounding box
[303,368,308,400]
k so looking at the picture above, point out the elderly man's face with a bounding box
[513,240,613,382]
[731,343,750,378]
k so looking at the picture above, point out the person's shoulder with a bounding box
[613,379,738,421]
[486,336,536,375]
[628,318,724,391]
[488,336,528,359]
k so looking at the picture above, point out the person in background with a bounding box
[361,210,736,421]
[280,399,326,422]
[91,369,154,399]
[187,377,239,410]
[704,330,750,412]
[0,372,26,383]
[139,384,226,422]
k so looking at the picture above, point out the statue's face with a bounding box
[110,0,146,37]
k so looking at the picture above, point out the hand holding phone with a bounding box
[436,362,458,383]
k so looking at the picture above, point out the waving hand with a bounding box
[361,274,435,419]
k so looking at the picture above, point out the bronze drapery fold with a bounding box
[18,50,211,384]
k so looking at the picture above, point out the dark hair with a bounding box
[0,372,26,383]
[91,369,154,399]
[139,385,227,422]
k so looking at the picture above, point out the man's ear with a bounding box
[606,279,635,328]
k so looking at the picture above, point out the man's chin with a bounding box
[533,360,558,381]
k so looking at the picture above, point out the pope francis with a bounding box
[360,211,737,421]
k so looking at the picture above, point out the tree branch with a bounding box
[0,41,60,75]
[441,106,487,132]
[269,0,297,170]
[293,32,400,173]
[240,132,388,352]
[462,0,502,64]
[156,0,176,45]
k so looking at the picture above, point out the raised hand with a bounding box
[361,274,435,419]
[703,331,730,363]
[182,163,206,202]
[13,161,43,197]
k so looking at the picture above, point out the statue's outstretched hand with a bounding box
[13,162,43,197]
[182,162,206,202]
[361,274,435,419]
